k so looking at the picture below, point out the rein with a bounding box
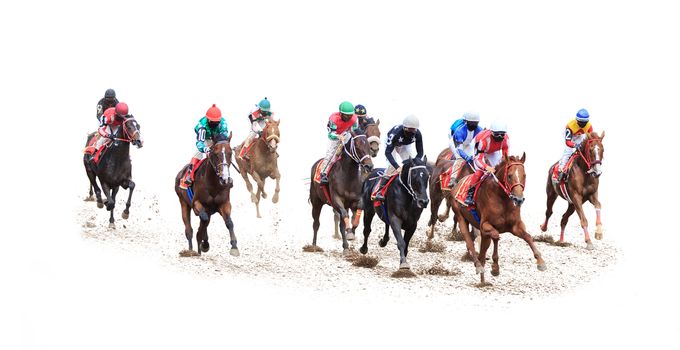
[208,142,232,178]
[113,117,139,143]
[399,164,428,200]
[576,138,602,174]
[491,161,525,198]
[343,134,370,164]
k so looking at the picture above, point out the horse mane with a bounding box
[213,133,229,143]
[364,117,376,124]
[587,131,601,139]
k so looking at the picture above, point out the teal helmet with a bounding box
[258,97,271,112]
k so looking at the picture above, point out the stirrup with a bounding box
[319,173,329,185]
[373,192,385,202]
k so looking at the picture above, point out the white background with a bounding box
[1,1,678,349]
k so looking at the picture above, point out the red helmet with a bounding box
[115,102,129,116]
[206,104,222,122]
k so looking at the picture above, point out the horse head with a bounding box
[209,132,234,187]
[582,131,604,178]
[263,119,280,153]
[120,116,143,148]
[345,129,374,173]
[364,119,381,158]
[400,156,430,209]
[498,153,527,207]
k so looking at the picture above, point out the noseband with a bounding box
[577,139,603,174]
[399,164,429,200]
[492,161,525,199]
[344,134,370,164]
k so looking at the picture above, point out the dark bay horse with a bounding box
[174,133,239,256]
[309,130,373,253]
[83,116,143,228]
[540,131,605,249]
[234,120,281,218]
[359,158,431,270]
[332,120,381,239]
[450,154,547,284]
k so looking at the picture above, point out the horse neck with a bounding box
[105,140,130,164]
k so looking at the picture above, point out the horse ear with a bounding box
[601,130,605,139]
[228,131,232,142]
[376,119,380,126]
[521,152,526,163]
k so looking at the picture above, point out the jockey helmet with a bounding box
[115,102,129,116]
[258,97,271,112]
[354,104,367,116]
[206,104,222,122]
[339,101,354,115]
[105,89,116,99]
[463,111,480,122]
[403,114,420,129]
[576,108,589,123]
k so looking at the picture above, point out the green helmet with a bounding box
[339,101,354,115]
[258,97,271,112]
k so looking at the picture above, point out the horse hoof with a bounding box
[540,224,547,232]
[437,214,448,222]
[272,193,279,203]
[84,195,95,202]
[586,242,594,250]
[595,225,604,240]
[475,265,484,274]
[347,232,355,241]
[378,239,387,248]
[121,211,129,220]
[359,246,368,255]
[261,192,267,199]
[97,201,104,209]
[200,241,210,252]
[537,263,547,271]
[230,248,240,257]
[342,248,351,256]
[491,267,500,276]
[108,223,116,229]
[399,262,411,270]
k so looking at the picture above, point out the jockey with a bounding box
[461,121,509,206]
[446,112,483,187]
[97,88,119,121]
[239,97,274,161]
[558,108,593,181]
[354,104,373,130]
[319,101,359,185]
[93,102,130,152]
[372,114,424,201]
[181,104,230,187]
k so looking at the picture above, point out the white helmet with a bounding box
[463,112,480,122]
[403,114,420,129]
[489,121,507,133]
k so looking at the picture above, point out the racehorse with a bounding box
[309,130,373,253]
[174,133,239,256]
[83,116,143,228]
[540,131,605,249]
[332,119,381,239]
[234,120,281,218]
[450,153,547,284]
[427,154,475,239]
[359,157,431,270]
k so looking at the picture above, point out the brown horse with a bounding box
[83,116,143,228]
[233,120,281,218]
[450,154,547,284]
[427,156,475,239]
[309,130,374,253]
[540,131,605,249]
[332,120,381,239]
[174,133,239,256]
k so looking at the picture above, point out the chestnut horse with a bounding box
[540,131,605,249]
[332,120,381,239]
[427,147,474,239]
[309,130,373,253]
[83,116,143,228]
[174,133,239,256]
[450,154,547,284]
[233,120,281,218]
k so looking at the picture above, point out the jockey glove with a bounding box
[203,147,211,153]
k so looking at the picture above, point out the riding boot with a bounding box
[372,178,386,202]
[464,186,475,206]
[557,170,566,182]
[183,165,194,186]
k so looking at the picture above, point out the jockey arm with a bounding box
[384,128,400,169]
[195,127,209,152]
[327,119,340,140]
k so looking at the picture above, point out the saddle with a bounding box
[454,174,484,206]
[83,135,109,165]
[179,158,208,190]
[313,155,341,184]
[439,159,465,191]
[551,154,577,184]
[371,172,399,207]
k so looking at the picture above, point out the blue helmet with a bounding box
[354,104,367,116]
[576,108,590,122]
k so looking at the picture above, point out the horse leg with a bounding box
[559,204,576,243]
[345,209,356,241]
[378,217,390,248]
[220,202,239,257]
[196,214,211,255]
[458,215,482,273]
[311,199,323,247]
[388,217,409,269]
[180,199,193,251]
[427,187,443,239]
[572,197,594,250]
[85,183,95,202]
[271,168,281,204]
[479,222,499,284]
[121,180,135,220]
[512,221,547,271]
[100,182,113,211]
[403,226,416,257]
[541,181,558,232]
[251,172,266,218]
[590,191,604,240]
[84,163,100,204]
[239,169,257,204]
[333,212,341,240]
[490,238,500,276]
[359,206,376,254]
[107,186,119,229]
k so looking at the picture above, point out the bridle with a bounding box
[577,138,603,174]
[113,117,140,143]
[343,134,371,165]
[262,123,280,151]
[209,141,232,180]
[399,163,429,201]
[491,161,525,203]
